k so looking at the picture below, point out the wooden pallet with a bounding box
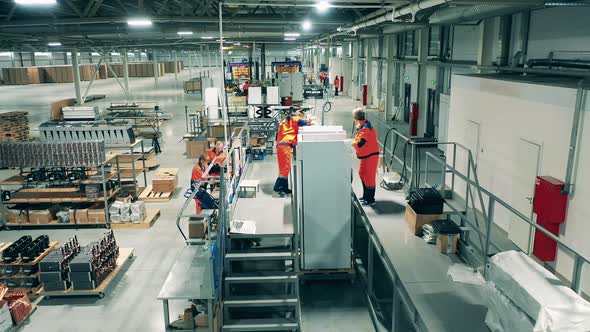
[40,248,134,299]
[111,209,160,229]
[138,185,175,202]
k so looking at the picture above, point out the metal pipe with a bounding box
[429,3,539,24]
[563,79,586,194]
[219,1,229,144]
[224,2,388,8]
[71,48,82,104]
[526,58,590,70]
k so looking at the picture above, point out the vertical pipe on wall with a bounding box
[71,49,83,105]
[385,35,395,120]
[261,43,266,80]
[563,79,586,195]
[153,51,159,85]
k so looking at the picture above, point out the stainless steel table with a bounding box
[157,245,214,331]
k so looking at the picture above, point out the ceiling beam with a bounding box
[88,0,104,17]
[4,4,16,22]
[64,0,84,17]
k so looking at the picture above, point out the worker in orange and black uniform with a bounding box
[352,107,379,206]
[207,141,227,180]
[334,76,340,96]
[191,154,209,214]
[242,80,250,96]
[273,110,312,196]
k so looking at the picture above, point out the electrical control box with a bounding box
[532,176,568,224]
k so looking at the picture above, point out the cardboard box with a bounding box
[188,218,206,239]
[0,301,12,332]
[437,233,459,254]
[29,210,53,224]
[87,209,107,224]
[208,125,240,138]
[6,210,24,224]
[186,140,209,159]
[69,208,88,224]
[153,168,178,193]
[405,205,442,236]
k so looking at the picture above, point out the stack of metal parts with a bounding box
[0,140,106,168]
[39,121,135,147]
[39,237,80,291]
[62,106,99,121]
[69,230,119,290]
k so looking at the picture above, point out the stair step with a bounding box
[222,321,298,331]
[224,297,298,307]
[225,274,298,283]
[225,252,295,261]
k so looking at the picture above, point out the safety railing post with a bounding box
[452,144,457,194]
[483,196,495,277]
[571,255,585,294]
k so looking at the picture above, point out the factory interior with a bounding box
[0,0,590,331]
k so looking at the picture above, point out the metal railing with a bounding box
[425,151,590,294]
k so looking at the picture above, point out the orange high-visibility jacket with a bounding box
[207,148,226,165]
[352,120,379,159]
[277,116,310,147]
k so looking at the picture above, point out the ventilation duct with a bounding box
[526,58,590,70]
[428,3,542,24]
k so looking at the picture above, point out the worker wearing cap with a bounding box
[334,76,340,96]
[273,111,311,196]
[207,141,226,177]
[352,108,379,206]
[191,154,209,214]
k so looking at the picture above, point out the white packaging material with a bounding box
[248,87,262,105]
[489,250,590,332]
[120,203,131,215]
[110,214,121,223]
[130,213,144,223]
[130,201,145,215]
[109,201,123,214]
[484,282,535,332]
[447,263,485,285]
[120,211,131,222]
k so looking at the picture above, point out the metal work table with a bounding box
[352,176,489,332]
[157,245,214,331]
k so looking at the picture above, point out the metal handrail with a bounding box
[425,151,590,293]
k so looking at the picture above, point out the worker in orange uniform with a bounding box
[207,141,226,178]
[352,108,379,206]
[273,110,312,196]
[242,80,250,96]
[334,76,340,96]
[191,154,209,214]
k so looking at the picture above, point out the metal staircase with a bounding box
[221,233,301,332]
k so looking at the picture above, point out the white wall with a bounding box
[527,7,590,60]
[448,74,590,294]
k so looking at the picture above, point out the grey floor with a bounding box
[0,71,374,331]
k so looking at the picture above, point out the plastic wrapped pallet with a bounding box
[484,282,535,332]
[110,214,122,223]
[489,250,590,332]
[109,201,123,214]
[130,201,145,215]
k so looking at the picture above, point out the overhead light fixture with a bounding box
[47,42,62,47]
[228,51,233,55]
[316,1,330,13]
[302,20,312,30]
[233,42,241,46]
[177,31,193,35]
[15,0,56,5]
[111,52,120,56]
[201,36,214,39]
[285,33,301,37]
[284,38,297,41]
[127,18,152,27]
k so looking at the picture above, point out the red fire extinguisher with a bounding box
[410,102,419,136]
[362,84,368,106]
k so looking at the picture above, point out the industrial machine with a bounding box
[295,125,352,271]
[277,72,304,102]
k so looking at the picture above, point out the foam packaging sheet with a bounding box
[484,282,535,332]
[489,250,590,332]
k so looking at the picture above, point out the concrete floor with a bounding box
[0,70,373,331]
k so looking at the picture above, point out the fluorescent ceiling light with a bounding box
[233,42,241,46]
[316,1,330,13]
[0,52,13,57]
[228,51,233,55]
[302,20,312,30]
[201,36,214,39]
[15,0,56,5]
[111,52,120,56]
[127,18,152,27]
[91,52,100,56]
[284,38,296,41]
[284,33,301,37]
[177,31,193,35]
[47,42,62,46]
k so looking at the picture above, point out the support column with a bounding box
[207,45,212,70]
[385,35,396,121]
[123,48,130,95]
[189,52,193,76]
[351,41,359,100]
[316,41,320,73]
[376,35,384,106]
[30,52,36,66]
[173,50,179,81]
[71,49,82,105]
[261,43,266,80]
[417,28,429,136]
[366,39,373,106]
[301,44,305,65]
[248,44,253,81]
[152,51,159,85]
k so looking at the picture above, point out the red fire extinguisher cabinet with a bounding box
[362,84,368,106]
[410,102,419,136]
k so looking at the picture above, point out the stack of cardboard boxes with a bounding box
[152,168,178,193]
[0,111,29,142]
